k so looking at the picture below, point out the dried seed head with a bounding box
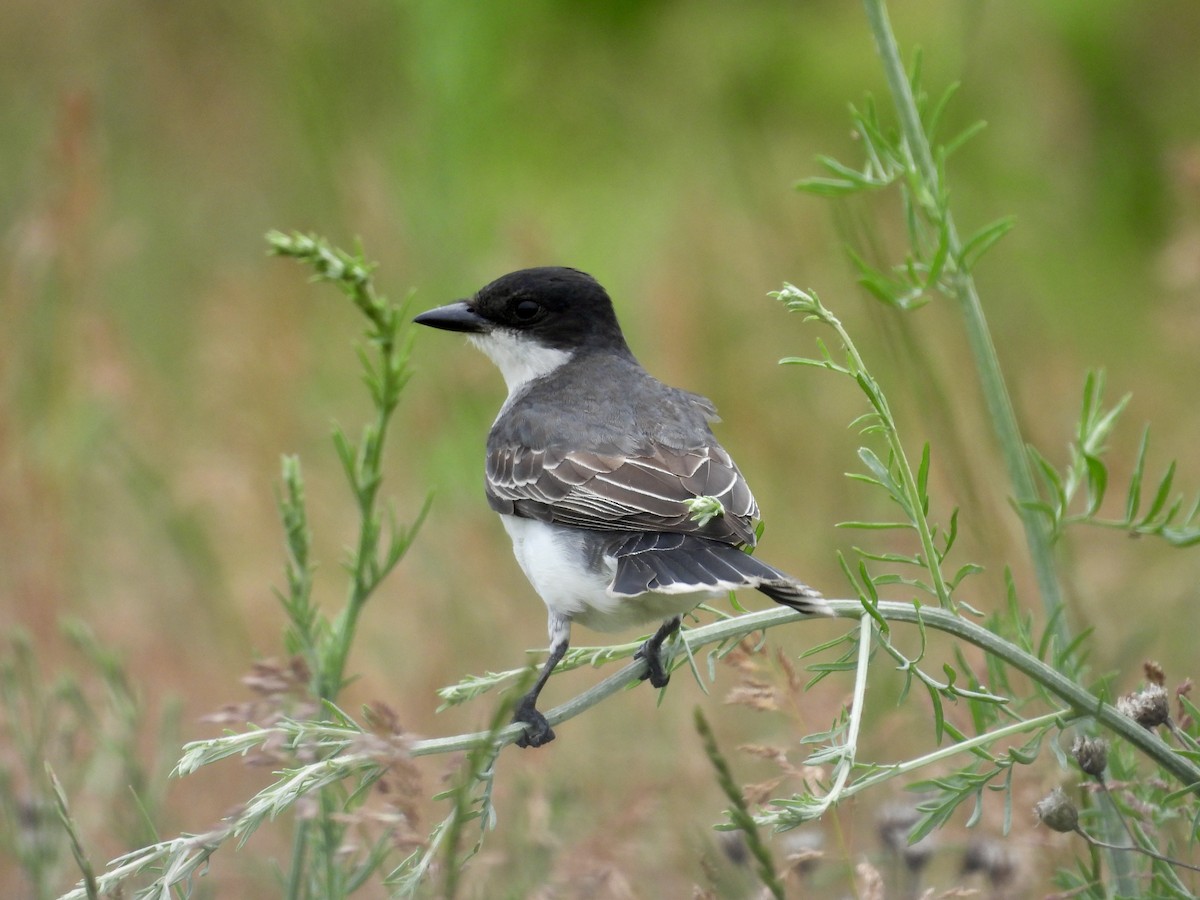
[1034,787,1079,833]
[1071,735,1109,777]
[1117,683,1170,729]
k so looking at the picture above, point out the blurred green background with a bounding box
[3,0,1200,894]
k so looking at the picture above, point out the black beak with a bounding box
[413,300,490,334]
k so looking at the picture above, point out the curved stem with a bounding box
[1077,828,1200,874]
[409,601,1200,792]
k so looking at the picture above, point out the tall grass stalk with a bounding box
[861,0,1068,642]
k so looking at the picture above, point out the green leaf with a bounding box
[959,216,1015,270]
[924,80,961,144]
[871,574,933,593]
[684,495,726,528]
[805,660,861,674]
[858,447,907,510]
[927,682,945,743]
[1162,505,1200,547]
[816,154,875,182]
[948,563,983,590]
[848,411,882,433]
[779,356,849,374]
[854,548,924,567]
[797,631,859,660]
[1087,392,1131,456]
[1079,369,1100,438]
[916,442,931,509]
[1125,426,1151,523]
[1083,453,1108,516]
[925,227,952,289]
[857,590,890,636]
[1026,445,1065,514]
[943,119,990,162]
[795,176,861,197]
[1140,460,1177,525]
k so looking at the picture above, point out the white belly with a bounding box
[499,516,715,633]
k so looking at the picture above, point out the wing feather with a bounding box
[486,442,760,546]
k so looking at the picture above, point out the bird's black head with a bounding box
[414,267,631,355]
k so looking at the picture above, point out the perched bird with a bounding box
[415,267,828,747]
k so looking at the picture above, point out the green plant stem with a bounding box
[266,231,423,895]
[860,5,1143,888]
[321,324,403,702]
[324,420,394,700]
[861,0,1069,649]
[1076,827,1200,874]
[798,614,873,818]
[695,709,785,900]
[831,709,1067,801]
[785,290,953,607]
[406,602,1200,791]
[266,231,417,703]
[67,599,1200,900]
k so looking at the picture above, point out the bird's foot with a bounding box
[636,617,682,688]
[513,700,555,748]
[635,641,672,688]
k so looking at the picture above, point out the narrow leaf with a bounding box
[960,216,1015,269]
[1141,461,1177,525]
[1125,426,1150,522]
[943,119,988,159]
[1083,453,1108,516]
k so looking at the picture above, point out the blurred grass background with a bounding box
[3,0,1199,894]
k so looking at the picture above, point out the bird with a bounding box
[414,267,829,748]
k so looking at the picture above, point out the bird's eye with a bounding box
[513,299,542,321]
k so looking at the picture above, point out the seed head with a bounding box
[1034,787,1079,833]
[1071,735,1109,777]
[1117,683,1170,730]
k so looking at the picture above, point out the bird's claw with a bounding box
[513,702,555,748]
[635,642,671,688]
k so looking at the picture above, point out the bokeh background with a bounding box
[4,0,1200,895]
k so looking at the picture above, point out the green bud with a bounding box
[685,495,725,528]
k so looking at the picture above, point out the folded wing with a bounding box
[486,442,760,547]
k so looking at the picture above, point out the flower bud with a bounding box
[1034,787,1079,833]
[1071,735,1109,777]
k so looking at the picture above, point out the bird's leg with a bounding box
[635,615,682,689]
[513,614,570,749]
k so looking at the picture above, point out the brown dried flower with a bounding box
[1144,660,1166,686]
[1034,787,1079,833]
[1117,683,1170,730]
[1071,735,1109,777]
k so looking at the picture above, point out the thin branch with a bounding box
[407,602,1200,791]
[1075,827,1200,874]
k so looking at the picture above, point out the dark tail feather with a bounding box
[609,532,831,617]
[756,578,830,617]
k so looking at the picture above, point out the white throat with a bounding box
[468,330,572,397]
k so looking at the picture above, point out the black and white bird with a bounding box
[415,267,828,748]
